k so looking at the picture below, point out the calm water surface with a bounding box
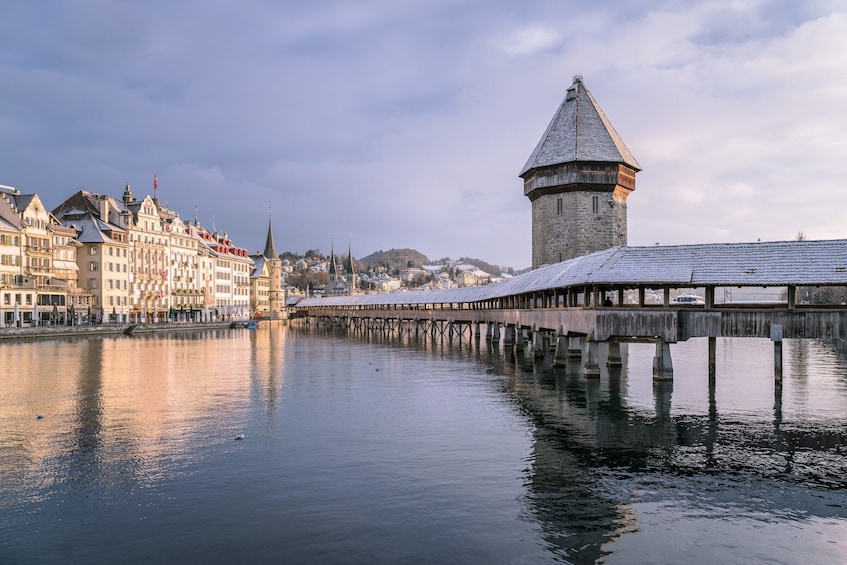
[0,326,845,564]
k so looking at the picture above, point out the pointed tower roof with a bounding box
[263,212,279,259]
[328,241,338,275]
[344,240,355,274]
[520,75,640,177]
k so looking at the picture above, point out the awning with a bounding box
[53,260,79,271]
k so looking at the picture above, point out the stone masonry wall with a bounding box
[532,189,628,268]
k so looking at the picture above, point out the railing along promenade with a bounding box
[293,240,847,381]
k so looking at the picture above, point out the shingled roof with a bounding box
[520,75,641,177]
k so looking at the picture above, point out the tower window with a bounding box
[557,197,563,215]
[592,196,599,214]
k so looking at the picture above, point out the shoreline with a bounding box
[0,320,286,341]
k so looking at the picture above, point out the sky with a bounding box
[1,1,846,270]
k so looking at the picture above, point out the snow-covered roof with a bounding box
[520,76,640,176]
[297,239,847,308]
[69,215,121,244]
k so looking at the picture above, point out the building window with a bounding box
[89,262,98,271]
[89,247,97,255]
[557,197,563,215]
[592,195,599,214]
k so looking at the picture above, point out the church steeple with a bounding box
[263,211,279,260]
[328,241,338,278]
[344,239,357,292]
[263,210,282,318]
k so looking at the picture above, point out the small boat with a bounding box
[244,320,259,329]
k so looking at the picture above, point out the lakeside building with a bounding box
[0,185,93,326]
[249,214,284,319]
[44,182,270,324]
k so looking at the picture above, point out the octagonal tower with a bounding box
[521,76,641,268]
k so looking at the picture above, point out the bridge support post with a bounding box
[568,336,582,358]
[515,326,525,349]
[771,324,783,382]
[484,323,492,341]
[474,322,481,339]
[582,333,600,377]
[606,340,622,367]
[503,325,514,347]
[652,341,674,380]
[708,336,716,381]
[533,328,545,359]
[492,323,500,344]
[553,334,568,367]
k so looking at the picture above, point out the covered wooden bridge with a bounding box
[293,239,847,379]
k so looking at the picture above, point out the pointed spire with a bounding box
[520,75,640,177]
[328,240,337,276]
[344,238,355,274]
[263,207,279,259]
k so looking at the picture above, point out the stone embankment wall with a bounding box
[0,322,239,341]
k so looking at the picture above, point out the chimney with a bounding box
[99,195,110,222]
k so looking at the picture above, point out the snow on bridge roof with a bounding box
[297,239,847,308]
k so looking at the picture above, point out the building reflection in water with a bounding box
[0,327,288,501]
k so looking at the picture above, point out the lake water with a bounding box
[0,326,845,564]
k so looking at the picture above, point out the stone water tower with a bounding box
[521,75,641,268]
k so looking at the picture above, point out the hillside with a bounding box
[359,248,430,270]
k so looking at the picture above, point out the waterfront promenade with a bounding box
[0,320,255,341]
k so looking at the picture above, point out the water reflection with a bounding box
[2,326,845,564]
[0,328,289,506]
[340,327,847,562]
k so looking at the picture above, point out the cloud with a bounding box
[497,26,561,57]
[1,1,846,269]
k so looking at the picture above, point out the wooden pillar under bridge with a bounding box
[515,326,525,348]
[532,328,544,359]
[568,336,582,358]
[474,322,481,339]
[582,333,600,377]
[485,323,492,341]
[503,325,514,347]
[771,324,783,382]
[553,334,568,367]
[492,323,500,345]
[652,341,674,380]
[606,340,622,367]
[708,336,717,382]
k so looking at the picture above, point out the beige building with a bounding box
[249,215,283,318]
[158,203,203,319]
[53,190,131,322]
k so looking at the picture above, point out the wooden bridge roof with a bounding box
[297,239,847,308]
